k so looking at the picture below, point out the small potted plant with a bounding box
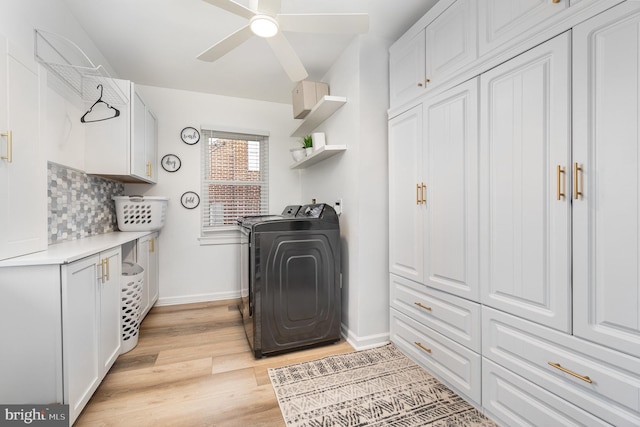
[302,135,313,156]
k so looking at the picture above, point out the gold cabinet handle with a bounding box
[556,165,566,200]
[150,237,155,253]
[1,130,12,163]
[105,257,110,282]
[414,302,432,311]
[416,183,421,205]
[146,162,153,177]
[414,341,432,354]
[552,0,561,3]
[421,183,426,204]
[98,259,105,282]
[548,362,592,383]
[418,82,423,87]
[573,162,583,200]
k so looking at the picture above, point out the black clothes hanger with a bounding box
[81,84,121,123]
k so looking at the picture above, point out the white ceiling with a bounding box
[62,0,438,104]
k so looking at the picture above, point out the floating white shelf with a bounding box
[290,96,347,137]
[290,145,347,169]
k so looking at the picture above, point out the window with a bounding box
[201,129,269,233]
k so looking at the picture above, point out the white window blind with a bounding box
[201,129,269,231]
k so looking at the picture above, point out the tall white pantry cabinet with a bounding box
[389,0,640,425]
[0,32,47,260]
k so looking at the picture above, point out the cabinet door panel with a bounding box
[389,31,426,109]
[145,110,157,181]
[137,235,151,317]
[483,358,612,427]
[131,91,146,180]
[424,78,479,301]
[478,0,568,56]
[389,105,425,282]
[573,2,640,358]
[480,33,571,332]
[391,308,481,405]
[425,0,477,86]
[99,248,122,373]
[62,256,100,424]
[0,38,46,260]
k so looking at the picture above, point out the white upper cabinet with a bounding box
[424,78,480,301]
[390,0,477,111]
[85,80,157,183]
[390,31,426,111]
[389,104,425,283]
[572,2,640,359]
[478,0,568,56]
[0,33,47,260]
[425,0,477,89]
[480,32,572,332]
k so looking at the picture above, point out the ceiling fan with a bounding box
[197,0,369,81]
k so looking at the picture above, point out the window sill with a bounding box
[198,227,242,245]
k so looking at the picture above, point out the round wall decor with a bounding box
[181,127,200,145]
[161,154,181,172]
[181,191,200,209]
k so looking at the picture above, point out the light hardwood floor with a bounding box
[75,300,354,427]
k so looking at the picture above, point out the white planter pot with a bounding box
[290,148,306,162]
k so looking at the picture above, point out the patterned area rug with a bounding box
[268,343,498,427]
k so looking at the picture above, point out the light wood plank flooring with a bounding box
[75,300,354,427]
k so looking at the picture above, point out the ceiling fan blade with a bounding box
[266,33,308,82]
[278,13,369,34]
[202,0,256,19]
[197,25,254,62]
[255,0,281,15]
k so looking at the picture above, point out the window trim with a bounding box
[199,125,270,245]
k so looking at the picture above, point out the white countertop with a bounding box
[0,231,154,267]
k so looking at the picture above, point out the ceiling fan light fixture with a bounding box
[250,15,279,38]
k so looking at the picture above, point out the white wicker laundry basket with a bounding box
[121,261,144,354]
[113,196,168,231]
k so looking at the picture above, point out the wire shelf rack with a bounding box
[34,29,129,106]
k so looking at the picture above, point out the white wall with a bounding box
[127,85,302,305]
[0,0,120,171]
[299,35,391,349]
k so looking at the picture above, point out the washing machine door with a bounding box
[254,228,341,355]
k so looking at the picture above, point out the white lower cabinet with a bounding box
[482,358,611,427]
[62,248,121,424]
[137,232,159,318]
[391,274,480,352]
[0,247,122,426]
[483,307,640,427]
[390,286,481,406]
[63,248,122,424]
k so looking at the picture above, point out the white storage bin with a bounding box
[121,261,144,354]
[113,196,168,231]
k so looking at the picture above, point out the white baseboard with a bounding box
[341,323,390,351]
[156,291,241,306]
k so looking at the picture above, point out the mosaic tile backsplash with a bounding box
[48,162,124,244]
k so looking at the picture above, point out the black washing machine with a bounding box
[238,203,341,358]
